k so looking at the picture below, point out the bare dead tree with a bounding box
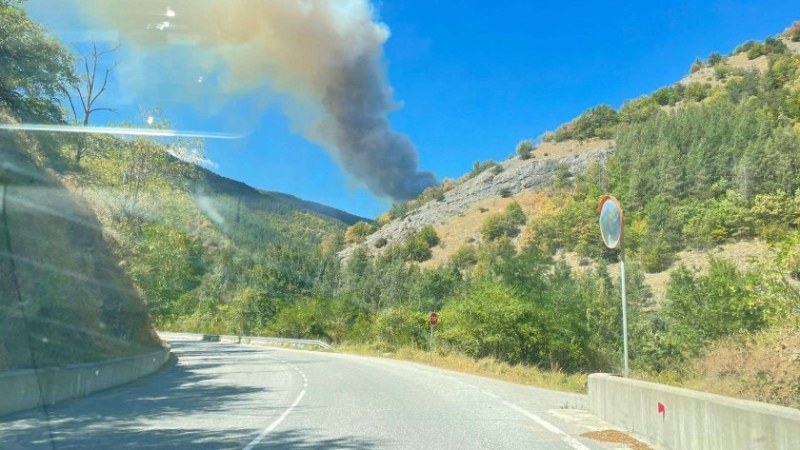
[65,43,120,163]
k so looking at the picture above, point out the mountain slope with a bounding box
[263,191,368,226]
[339,143,612,260]
[0,113,162,370]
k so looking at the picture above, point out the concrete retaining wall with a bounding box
[158,331,334,351]
[0,348,170,417]
[588,373,800,450]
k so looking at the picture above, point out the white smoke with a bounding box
[73,0,437,200]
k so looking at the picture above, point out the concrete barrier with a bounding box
[0,348,170,418]
[588,373,800,450]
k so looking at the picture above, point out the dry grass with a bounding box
[581,430,652,450]
[534,138,614,160]
[338,342,588,394]
[635,328,800,410]
[681,52,769,87]
[684,328,800,409]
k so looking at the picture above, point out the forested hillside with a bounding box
[2,0,799,408]
[330,26,800,406]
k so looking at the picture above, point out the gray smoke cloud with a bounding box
[73,0,437,201]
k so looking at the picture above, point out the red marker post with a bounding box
[429,312,438,358]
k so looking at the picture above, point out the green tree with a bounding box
[0,1,75,121]
[440,280,538,363]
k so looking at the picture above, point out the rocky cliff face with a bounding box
[339,146,613,260]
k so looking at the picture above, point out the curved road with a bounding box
[1,334,625,449]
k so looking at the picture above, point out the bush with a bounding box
[652,84,685,106]
[684,82,711,102]
[345,221,374,244]
[786,22,800,42]
[572,104,619,140]
[374,237,388,248]
[516,140,535,159]
[619,96,660,124]
[655,258,791,365]
[388,202,410,220]
[450,245,478,269]
[707,51,724,66]
[482,202,526,241]
[371,306,428,349]
[391,226,440,262]
[417,225,440,247]
[690,57,703,74]
[742,38,788,60]
[470,160,499,178]
[499,187,512,198]
[439,281,537,363]
[734,40,759,55]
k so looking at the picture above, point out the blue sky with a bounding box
[28,1,799,218]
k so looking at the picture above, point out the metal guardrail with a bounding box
[159,332,335,352]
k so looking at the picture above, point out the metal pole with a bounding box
[620,247,629,378]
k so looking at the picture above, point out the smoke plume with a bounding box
[75,0,437,201]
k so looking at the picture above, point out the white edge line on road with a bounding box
[503,401,592,450]
[242,389,306,450]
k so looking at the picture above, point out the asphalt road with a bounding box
[0,334,626,449]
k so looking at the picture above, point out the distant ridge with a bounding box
[194,166,368,226]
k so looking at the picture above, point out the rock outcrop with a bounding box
[339,146,613,260]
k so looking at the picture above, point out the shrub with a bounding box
[417,225,440,247]
[516,140,535,159]
[652,84,685,106]
[619,96,660,124]
[657,258,791,364]
[388,202,410,220]
[482,201,526,241]
[439,280,537,363]
[572,104,620,140]
[470,160,499,178]
[345,221,374,244]
[450,245,478,269]
[392,226,440,262]
[553,164,572,189]
[734,40,759,55]
[499,187,512,198]
[786,22,800,42]
[690,57,704,74]
[374,237,388,248]
[707,51,724,66]
[372,306,428,349]
[743,38,787,60]
[684,82,711,102]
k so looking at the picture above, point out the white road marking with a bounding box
[503,401,592,450]
[242,356,308,450]
[242,389,306,450]
[481,390,499,399]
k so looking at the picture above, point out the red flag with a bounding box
[657,402,665,414]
